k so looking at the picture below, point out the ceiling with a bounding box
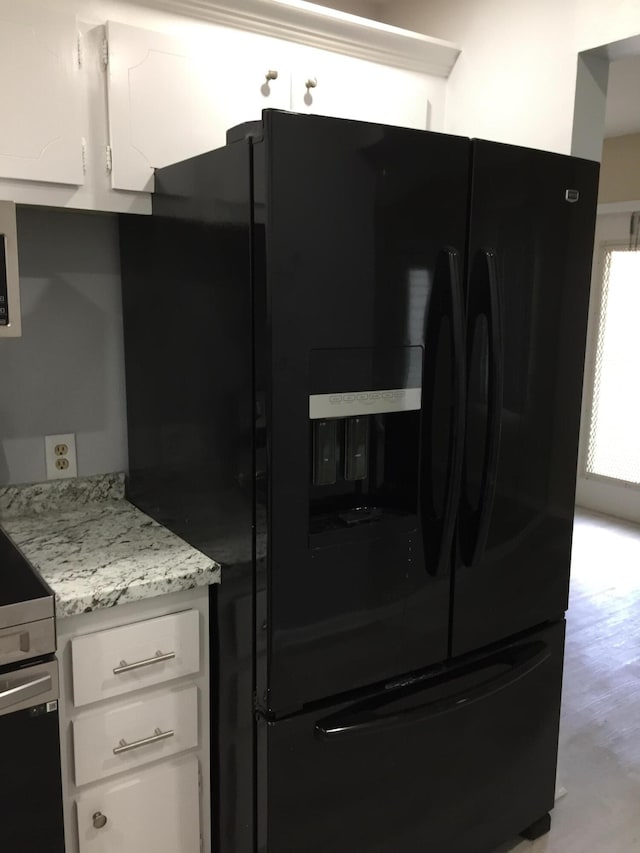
[604,55,640,138]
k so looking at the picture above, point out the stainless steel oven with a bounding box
[0,530,65,853]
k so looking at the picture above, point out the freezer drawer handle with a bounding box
[315,641,549,740]
[113,650,176,674]
[113,727,175,755]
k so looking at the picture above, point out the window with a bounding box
[586,247,640,485]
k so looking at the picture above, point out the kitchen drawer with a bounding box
[71,610,199,707]
[73,684,198,786]
[76,754,200,853]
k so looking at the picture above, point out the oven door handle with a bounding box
[0,672,52,713]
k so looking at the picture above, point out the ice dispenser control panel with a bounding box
[309,388,422,419]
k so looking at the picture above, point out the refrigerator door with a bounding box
[259,111,470,712]
[260,621,565,853]
[452,141,598,656]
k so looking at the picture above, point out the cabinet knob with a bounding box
[265,70,279,81]
[305,77,318,90]
[92,812,108,829]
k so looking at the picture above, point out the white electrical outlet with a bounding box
[45,433,78,480]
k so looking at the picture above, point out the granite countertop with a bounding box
[0,473,220,618]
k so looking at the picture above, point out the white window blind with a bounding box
[586,247,640,485]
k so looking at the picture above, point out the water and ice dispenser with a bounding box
[308,347,422,535]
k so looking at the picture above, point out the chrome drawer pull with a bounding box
[113,650,176,675]
[113,727,174,755]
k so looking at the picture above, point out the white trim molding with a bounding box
[128,0,461,76]
[597,200,640,215]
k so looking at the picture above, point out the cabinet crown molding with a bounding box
[130,0,461,76]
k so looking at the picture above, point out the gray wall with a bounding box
[0,207,127,485]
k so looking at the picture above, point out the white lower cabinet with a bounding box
[75,754,201,853]
[57,587,211,853]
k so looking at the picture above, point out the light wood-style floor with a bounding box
[495,509,640,852]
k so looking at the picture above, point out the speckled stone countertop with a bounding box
[0,473,220,617]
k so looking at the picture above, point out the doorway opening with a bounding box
[574,50,640,524]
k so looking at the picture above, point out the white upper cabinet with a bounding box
[105,21,290,192]
[0,0,83,185]
[289,50,440,131]
[0,0,458,210]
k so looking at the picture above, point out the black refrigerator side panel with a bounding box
[453,142,598,655]
[261,112,471,713]
[119,143,256,853]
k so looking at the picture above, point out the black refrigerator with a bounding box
[119,110,598,853]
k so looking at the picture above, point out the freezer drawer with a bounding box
[262,621,565,853]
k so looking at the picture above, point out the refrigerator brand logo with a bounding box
[328,391,404,404]
[565,189,580,203]
[309,388,422,419]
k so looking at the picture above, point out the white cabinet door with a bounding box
[76,754,200,853]
[0,0,83,185]
[106,21,290,193]
[290,51,434,130]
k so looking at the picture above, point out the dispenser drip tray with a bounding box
[337,506,382,527]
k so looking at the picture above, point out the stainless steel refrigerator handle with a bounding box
[113,727,175,754]
[113,650,176,674]
[0,672,52,713]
